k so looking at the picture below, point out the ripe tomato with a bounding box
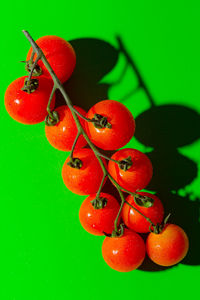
[146,224,189,266]
[4,76,55,125]
[102,229,146,272]
[85,100,135,150]
[122,192,164,233]
[27,35,76,83]
[62,148,107,195]
[79,193,120,236]
[45,105,87,151]
[108,148,153,192]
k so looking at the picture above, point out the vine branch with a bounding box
[22,30,155,235]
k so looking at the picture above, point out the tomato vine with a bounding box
[23,30,159,236]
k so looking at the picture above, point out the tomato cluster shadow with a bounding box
[55,36,200,272]
[116,35,200,271]
[55,38,119,110]
[135,105,200,271]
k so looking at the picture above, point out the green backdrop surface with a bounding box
[1,1,200,299]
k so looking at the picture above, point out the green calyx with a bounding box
[118,156,133,171]
[149,213,171,234]
[45,111,60,126]
[111,224,124,237]
[104,224,124,238]
[91,197,108,209]
[67,158,83,169]
[134,194,154,208]
[92,114,112,129]
[25,60,43,76]
[21,78,39,94]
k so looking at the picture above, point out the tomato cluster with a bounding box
[5,33,189,273]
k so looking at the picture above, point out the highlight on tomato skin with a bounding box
[146,223,189,267]
[85,100,135,150]
[62,148,107,195]
[108,148,153,193]
[4,76,55,125]
[79,193,120,236]
[45,105,87,151]
[122,192,164,233]
[27,35,76,83]
[102,229,146,272]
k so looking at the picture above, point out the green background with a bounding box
[1,1,200,299]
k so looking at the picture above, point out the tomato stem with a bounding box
[22,30,155,235]
[114,186,125,233]
[29,50,36,64]
[69,131,81,161]
[70,107,92,122]
[118,156,133,171]
[124,200,154,226]
[67,158,83,169]
[44,84,60,126]
[94,151,120,165]
[96,174,107,200]
[27,53,42,81]
[47,84,57,114]
[91,114,112,129]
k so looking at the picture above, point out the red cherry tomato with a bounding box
[122,192,164,233]
[79,193,120,236]
[108,148,153,192]
[102,229,146,272]
[45,105,87,151]
[146,224,189,266]
[27,35,76,83]
[4,76,55,124]
[85,100,135,150]
[62,148,107,195]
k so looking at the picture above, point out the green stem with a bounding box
[108,174,136,196]
[94,151,119,164]
[70,107,92,122]
[69,131,81,160]
[47,84,57,115]
[28,53,41,81]
[96,174,107,199]
[22,30,155,233]
[29,50,35,64]
[124,200,154,226]
[114,186,125,232]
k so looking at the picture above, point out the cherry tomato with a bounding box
[45,105,87,151]
[79,193,120,236]
[62,148,107,195]
[146,224,189,266]
[108,148,153,192]
[27,35,76,83]
[4,76,55,125]
[85,100,135,150]
[102,229,146,272]
[122,192,164,233]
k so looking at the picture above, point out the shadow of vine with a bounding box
[56,35,200,271]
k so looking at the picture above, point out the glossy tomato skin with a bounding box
[122,192,164,233]
[108,148,153,192]
[79,193,120,236]
[4,76,55,125]
[85,100,135,150]
[146,224,189,266]
[45,105,87,151]
[27,35,76,83]
[102,229,146,272]
[62,149,107,195]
